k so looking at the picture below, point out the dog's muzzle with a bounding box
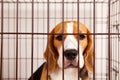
[64,49,78,60]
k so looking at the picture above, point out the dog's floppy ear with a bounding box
[44,28,58,74]
[84,29,94,74]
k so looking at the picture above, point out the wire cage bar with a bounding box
[0,0,120,80]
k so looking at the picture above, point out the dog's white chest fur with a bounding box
[50,68,81,80]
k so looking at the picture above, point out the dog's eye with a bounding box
[56,35,63,41]
[79,34,85,40]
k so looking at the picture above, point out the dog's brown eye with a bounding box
[79,34,85,40]
[56,35,63,41]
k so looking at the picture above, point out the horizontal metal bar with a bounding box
[111,0,120,4]
[0,1,108,4]
[1,78,110,80]
[0,17,108,19]
[1,37,120,39]
[0,32,120,35]
[2,58,43,59]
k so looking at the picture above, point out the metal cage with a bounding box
[0,0,120,80]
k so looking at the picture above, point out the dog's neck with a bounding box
[50,68,80,80]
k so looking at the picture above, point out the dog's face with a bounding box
[44,21,93,74]
[54,22,87,69]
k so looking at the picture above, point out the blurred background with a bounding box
[0,0,120,80]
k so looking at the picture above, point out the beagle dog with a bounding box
[29,21,94,80]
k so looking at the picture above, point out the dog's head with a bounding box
[44,21,94,74]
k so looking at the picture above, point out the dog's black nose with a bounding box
[64,49,78,60]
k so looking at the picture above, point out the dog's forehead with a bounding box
[73,21,88,33]
[54,21,88,33]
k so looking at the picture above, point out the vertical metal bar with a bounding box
[110,11,112,80]
[19,3,21,79]
[118,33,120,80]
[108,0,111,80]
[8,3,10,79]
[111,2,113,80]
[25,3,27,79]
[43,0,45,66]
[118,0,120,80]
[115,1,117,80]
[37,1,39,67]
[93,0,96,80]
[77,0,80,80]
[0,0,3,79]
[16,0,19,80]
[13,3,16,80]
[101,2,103,80]
[31,0,34,80]
[47,0,49,80]
[62,0,64,80]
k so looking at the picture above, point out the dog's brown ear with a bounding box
[84,29,94,74]
[44,29,58,74]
